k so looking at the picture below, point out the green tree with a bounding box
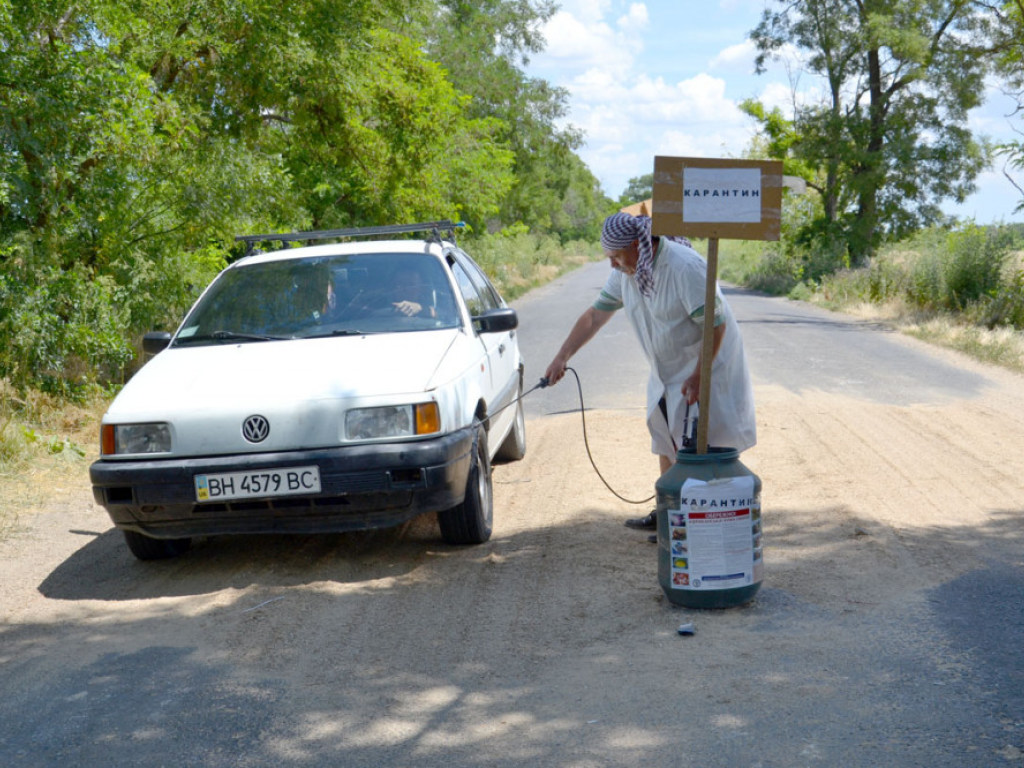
[739,100,822,198]
[981,0,1024,211]
[0,0,522,390]
[752,0,992,265]
[618,174,653,207]
[420,0,608,237]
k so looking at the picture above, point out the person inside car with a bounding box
[390,265,436,318]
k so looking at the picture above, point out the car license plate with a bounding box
[195,466,321,502]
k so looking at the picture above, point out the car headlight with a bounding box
[101,423,172,455]
[345,403,440,440]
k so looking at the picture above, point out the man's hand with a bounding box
[682,369,701,405]
[543,358,567,386]
[683,324,726,404]
[393,301,422,316]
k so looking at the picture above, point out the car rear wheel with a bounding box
[123,530,192,560]
[438,422,493,545]
[494,379,526,463]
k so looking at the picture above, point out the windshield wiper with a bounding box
[303,328,376,339]
[176,330,289,345]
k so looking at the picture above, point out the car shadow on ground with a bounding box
[38,513,447,602]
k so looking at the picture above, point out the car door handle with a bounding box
[498,343,506,355]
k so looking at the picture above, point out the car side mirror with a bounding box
[143,331,172,355]
[473,307,518,334]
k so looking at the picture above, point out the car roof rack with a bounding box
[235,220,464,255]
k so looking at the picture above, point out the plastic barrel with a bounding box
[655,447,763,608]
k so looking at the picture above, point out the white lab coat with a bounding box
[597,239,756,454]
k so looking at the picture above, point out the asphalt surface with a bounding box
[1,259,1022,767]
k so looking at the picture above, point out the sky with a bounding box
[524,0,1024,225]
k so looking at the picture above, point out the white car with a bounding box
[90,222,526,559]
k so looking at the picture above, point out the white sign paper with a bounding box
[682,167,762,223]
[668,475,761,591]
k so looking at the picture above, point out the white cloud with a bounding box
[564,71,756,194]
[708,40,756,72]
[943,166,1024,222]
[529,5,767,194]
[755,81,794,112]
[617,3,649,34]
[967,84,1023,139]
[532,10,635,74]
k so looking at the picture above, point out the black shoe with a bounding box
[624,510,657,530]
[647,534,657,544]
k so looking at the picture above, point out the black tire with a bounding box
[123,530,192,561]
[438,422,493,545]
[494,378,526,463]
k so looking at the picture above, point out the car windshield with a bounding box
[174,251,461,345]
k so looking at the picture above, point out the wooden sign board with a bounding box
[652,156,783,241]
[619,199,652,217]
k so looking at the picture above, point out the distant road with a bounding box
[514,259,989,416]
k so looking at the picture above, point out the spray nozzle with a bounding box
[537,376,550,388]
[682,402,698,449]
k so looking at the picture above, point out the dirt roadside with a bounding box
[1,333,1023,766]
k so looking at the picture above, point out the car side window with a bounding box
[449,249,502,312]
[450,260,486,317]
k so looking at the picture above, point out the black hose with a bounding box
[561,367,655,505]
[491,368,656,505]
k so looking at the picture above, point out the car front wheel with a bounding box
[438,422,493,545]
[123,530,192,561]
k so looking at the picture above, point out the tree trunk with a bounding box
[850,45,887,267]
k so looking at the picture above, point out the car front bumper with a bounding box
[89,427,475,539]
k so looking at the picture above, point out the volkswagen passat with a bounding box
[90,222,526,559]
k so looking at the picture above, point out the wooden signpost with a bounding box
[650,156,783,454]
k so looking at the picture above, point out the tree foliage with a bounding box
[419,0,606,238]
[980,0,1024,211]
[617,174,653,207]
[751,0,993,266]
[0,0,611,392]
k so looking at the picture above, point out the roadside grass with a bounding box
[794,240,1024,374]
[715,227,1024,375]
[0,384,103,537]
[795,295,1024,373]
[468,231,603,300]
[905,315,1024,371]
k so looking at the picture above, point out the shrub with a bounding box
[908,249,945,308]
[942,225,1011,310]
[792,215,850,283]
[969,268,1024,330]
[0,246,133,397]
[816,267,872,306]
[902,225,1018,319]
[717,239,766,285]
[745,246,801,295]
[465,228,601,300]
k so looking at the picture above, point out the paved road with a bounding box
[516,260,989,415]
[1,259,1021,767]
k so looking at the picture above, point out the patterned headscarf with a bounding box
[602,213,660,297]
[601,213,692,298]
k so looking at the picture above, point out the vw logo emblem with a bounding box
[242,415,270,443]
